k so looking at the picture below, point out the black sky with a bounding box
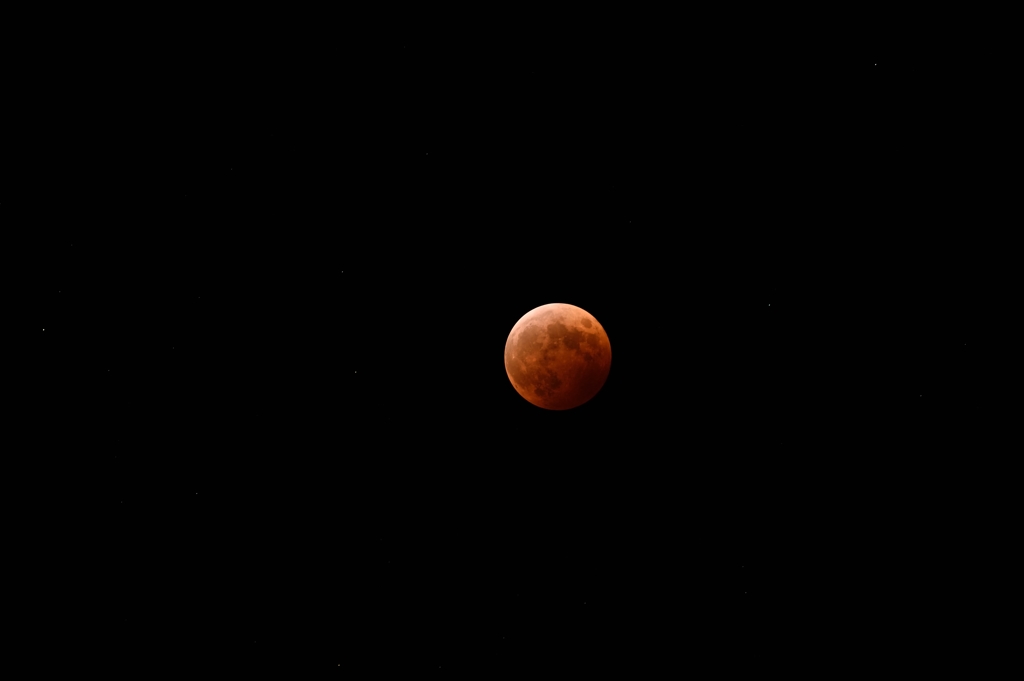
[35,26,1007,674]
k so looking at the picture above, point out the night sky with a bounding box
[36,33,1005,674]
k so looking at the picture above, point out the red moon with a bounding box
[504,303,612,410]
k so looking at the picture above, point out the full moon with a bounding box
[504,303,612,410]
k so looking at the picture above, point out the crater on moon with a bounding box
[504,303,611,410]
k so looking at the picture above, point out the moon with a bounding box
[504,303,612,410]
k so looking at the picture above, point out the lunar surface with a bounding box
[504,303,612,410]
